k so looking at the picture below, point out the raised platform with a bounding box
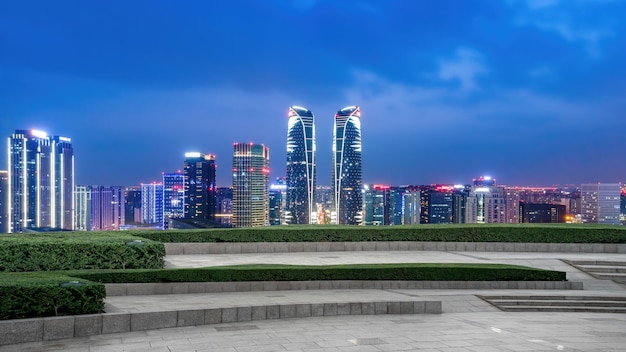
[164,241,626,255]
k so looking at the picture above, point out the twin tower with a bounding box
[285,106,362,225]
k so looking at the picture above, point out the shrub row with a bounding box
[0,272,105,320]
[70,263,566,283]
[0,233,166,272]
[128,224,626,244]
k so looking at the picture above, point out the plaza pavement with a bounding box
[1,250,625,351]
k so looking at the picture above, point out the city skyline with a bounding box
[2,1,625,187]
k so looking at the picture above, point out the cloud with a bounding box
[437,48,488,91]
[508,0,615,57]
[343,69,591,137]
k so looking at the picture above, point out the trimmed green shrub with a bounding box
[0,233,165,272]
[0,272,105,320]
[128,224,626,243]
[70,263,566,283]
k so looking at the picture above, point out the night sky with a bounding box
[1,0,625,187]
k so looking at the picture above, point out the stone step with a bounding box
[480,295,626,313]
[568,260,626,266]
[499,306,626,313]
[577,266,626,273]
[481,295,626,301]
[490,300,626,308]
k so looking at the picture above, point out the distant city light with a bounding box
[185,152,202,158]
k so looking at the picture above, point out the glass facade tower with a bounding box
[163,172,184,228]
[183,153,217,222]
[232,143,270,227]
[8,129,74,232]
[285,106,316,224]
[332,106,362,225]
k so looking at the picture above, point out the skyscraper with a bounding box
[183,153,217,222]
[232,143,269,227]
[163,172,184,229]
[285,106,316,224]
[141,182,163,227]
[89,186,125,231]
[466,176,506,224]
[332,106,362,225]
[74,185,91,231]
[581,183,620,224]
[8,129,74,232]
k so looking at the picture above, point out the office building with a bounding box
[141,182,163,227]
[90,186,124,231]
[8,129,74,232]
[215,187,233,227]
[163,172,184,229]
[503,188,521,223]
[620,192,626,225]
[581,183,620,225]
[466,176,506,223]
[403,189,420,225]
[332,106,362,225]
[452,185,469,223]
[269,179,287,225]
[232,143,270,227]
[521,202,566,223]
[389,187,404,225]
[124,186,142,225]
[428,186,454,224]
[74,185,91,231]
[183,153,217,222]
[285,106,316,224]
[363,184,389,226]
[0,171,7,233]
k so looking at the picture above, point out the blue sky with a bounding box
[1,0,625,187]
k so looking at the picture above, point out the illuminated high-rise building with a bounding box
[90,186,124,231]
[183,153,217,222]
[0,171,7,233]
[466,176,506,224]
[232,143,269,227]
[581,183,620,225]
[141,182,163,227]
[8,129,74,232]
[163,172,184,228]
[124,186,142,225]
[74,185,91,231]
[285,106,316,224]
[331,106,362,225]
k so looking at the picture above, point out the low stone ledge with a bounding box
[106,280,583,296]
[165,242,624,255]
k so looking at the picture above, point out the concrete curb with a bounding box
[105,280,583,296]
[0,300,441,346]
[165,242,626,255]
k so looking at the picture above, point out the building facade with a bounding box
[74,185,91,231]
[163,172,184,229]
[232,143,270,227]
[141,182,163,227]
[8,129,74,232]
[124,186,142,225]
[581,183,621,225]
[90,186,125,231]
[183,153,217,222]
[521,203,566,223]
[332,106,362,225]
[285,106,316,224]
[466,177,506,224]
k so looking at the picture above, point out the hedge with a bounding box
[0,233,165,272]
[0,272,105,320]
[126,224,626,243]
[69,263,566,283]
